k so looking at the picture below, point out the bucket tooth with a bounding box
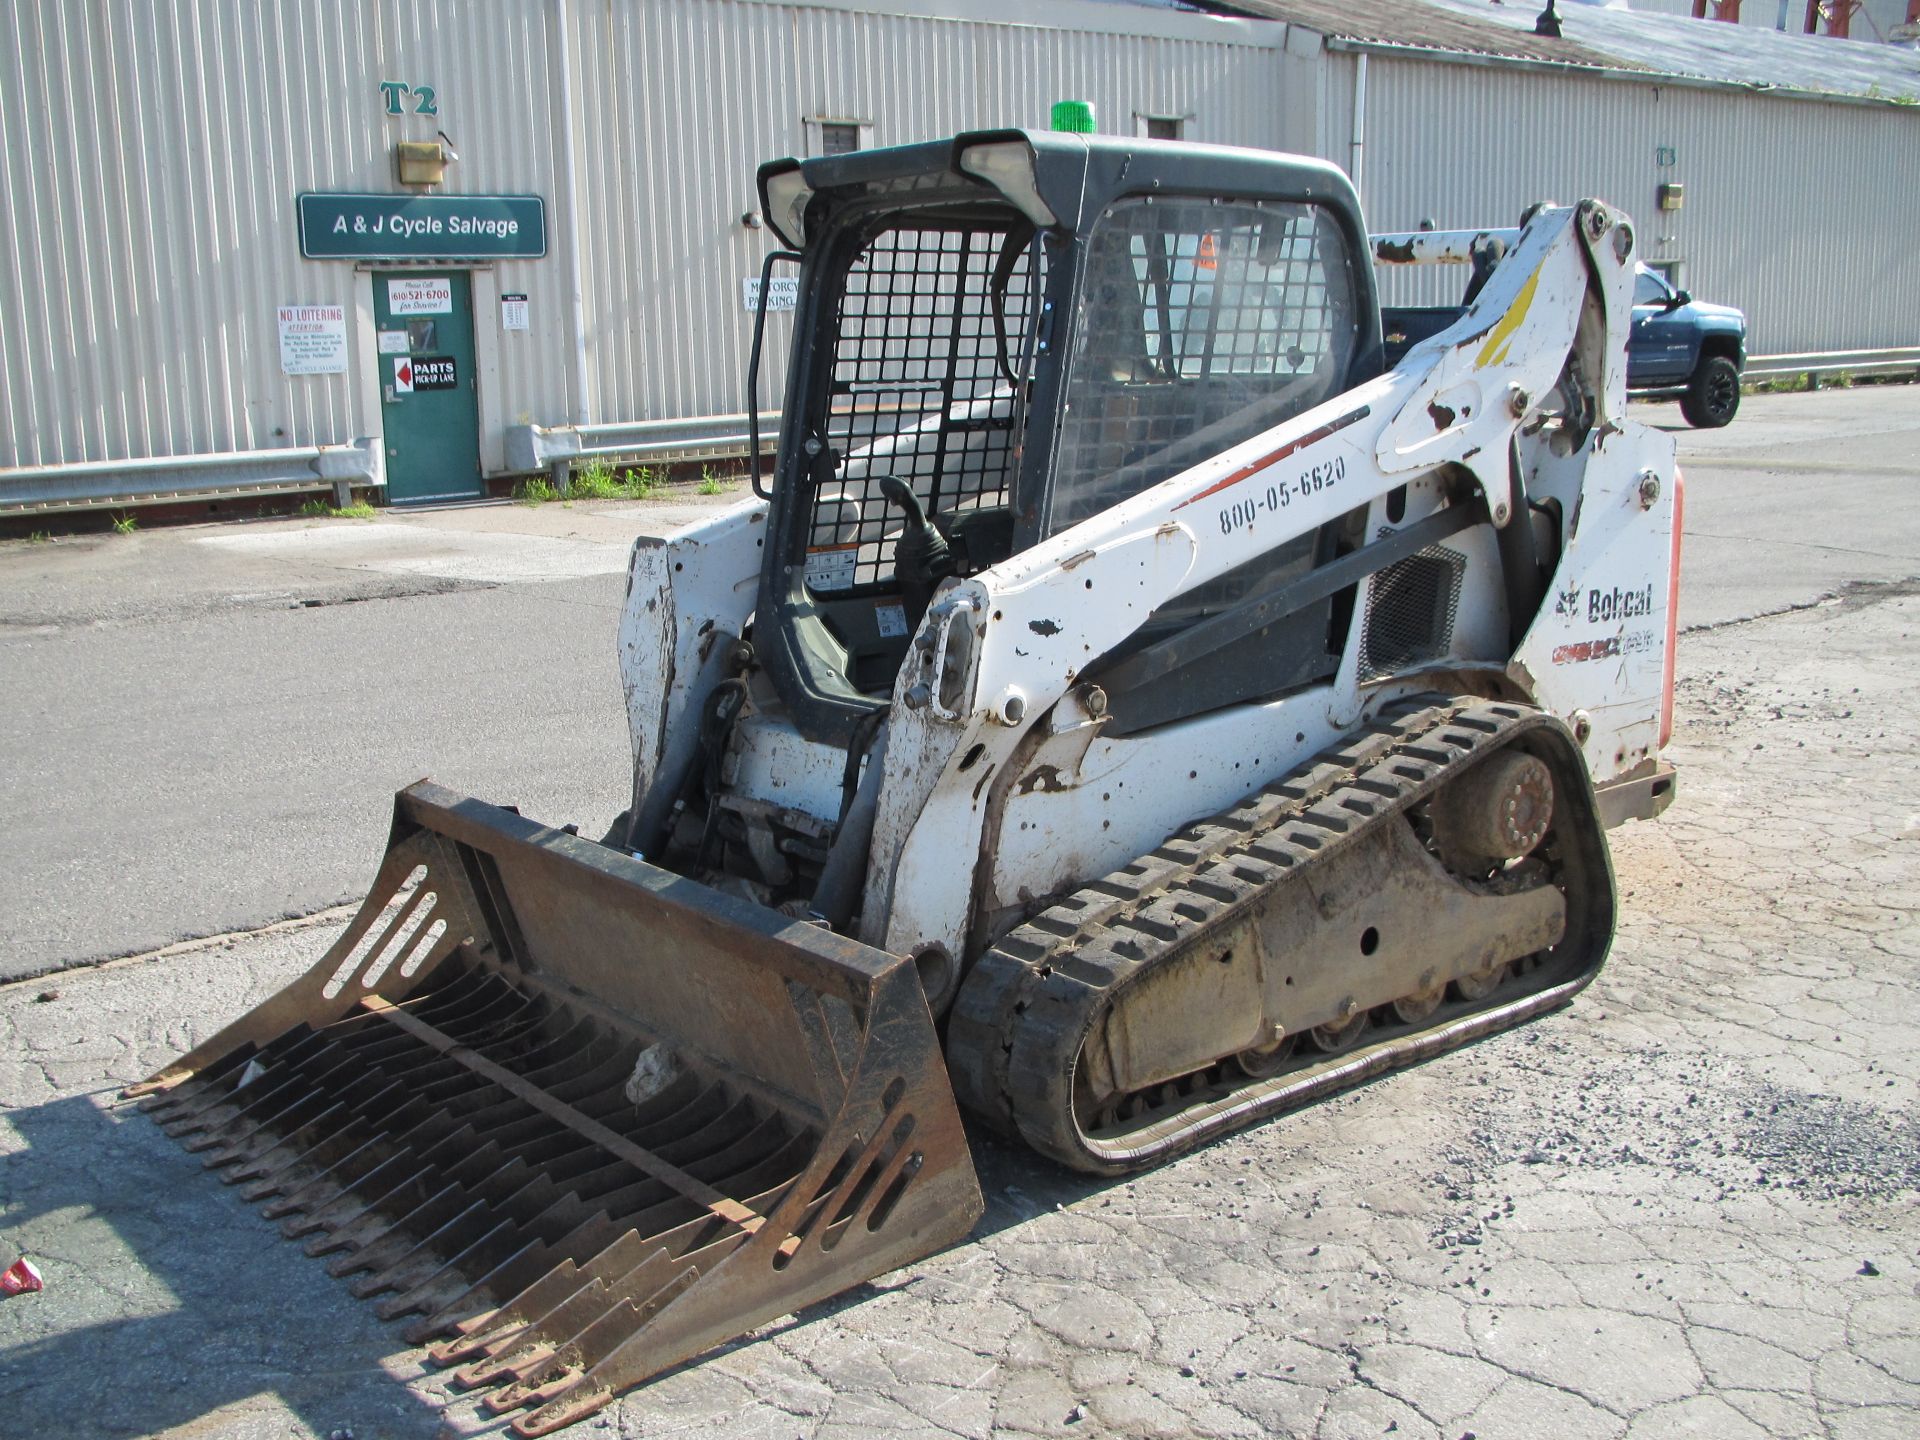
[432,1252,605,1367]
[286,1146,429,1240]
[318,1174,461,1266]
[370,1165,581,1314]
[135,782,983,1429]
[137,1042,264,1117]
[402,1205,624,1345]
[224,1099,361,1186]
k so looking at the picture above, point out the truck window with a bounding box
[1633,268,1671,308]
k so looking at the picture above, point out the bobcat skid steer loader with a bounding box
[132,130,1680,1434]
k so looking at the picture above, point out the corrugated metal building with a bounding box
[0,0,1293,502]
[2,0,1915,506]
[1224,0,1920,350]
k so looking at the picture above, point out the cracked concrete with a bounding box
[3,576,1916,1438]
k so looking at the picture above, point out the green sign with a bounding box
[379,80,438,116]
[298,193,547,260]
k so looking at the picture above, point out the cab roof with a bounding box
[758,127,1362,248]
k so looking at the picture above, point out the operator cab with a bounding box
[752,131,1382,747]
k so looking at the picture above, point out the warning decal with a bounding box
[803,545,858,592]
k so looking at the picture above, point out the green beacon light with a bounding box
[1050,99,1096,134]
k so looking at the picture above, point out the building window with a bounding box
[820,121,862,155]
[805,117,873,157]
[1145,116,1182,141]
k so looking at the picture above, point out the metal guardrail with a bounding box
[1744,348,1920,382]
[11,337,1913,522]
[0,438,383,516]
[506,411,781,488]
[509,341,1920,493]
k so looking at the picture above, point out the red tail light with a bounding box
[1660,466,1685,749]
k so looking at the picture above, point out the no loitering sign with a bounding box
[277,304,348,375]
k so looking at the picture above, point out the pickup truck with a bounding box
[1381,252,1748,428]
[1625,263,1746,427]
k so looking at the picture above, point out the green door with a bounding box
[374,270,484,503]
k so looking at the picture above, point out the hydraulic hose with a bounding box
[812,724,889,929]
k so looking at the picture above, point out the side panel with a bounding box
[1509,422,1678,787]
[977,681,1423,933]
[1629,303,1695,385]
[618,499,767,834]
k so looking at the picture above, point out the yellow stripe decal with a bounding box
[1476,264,1541,370]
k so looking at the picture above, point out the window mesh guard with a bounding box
[806,224,1041,595]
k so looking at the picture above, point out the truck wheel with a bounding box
[1680,355,1741,428]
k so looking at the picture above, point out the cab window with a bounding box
[1048,196,1359,535]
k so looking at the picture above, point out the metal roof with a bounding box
[1193,0,1920,103]
[1200,0,1637,69]
[1430,0,1920,102]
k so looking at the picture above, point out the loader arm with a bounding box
[868,199,1667,964]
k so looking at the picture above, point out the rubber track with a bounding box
[946,693,1612,1174]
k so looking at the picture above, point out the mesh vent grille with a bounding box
[1359,544,1466,680]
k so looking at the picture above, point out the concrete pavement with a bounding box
[0,490,738,981]
[3,389,1918,981]
[1638,386,1920,630]
[3,570,1916,1439]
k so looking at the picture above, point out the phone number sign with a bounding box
[299,193,547,259]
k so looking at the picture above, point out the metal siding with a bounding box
[573,0,1292,428]
[574,0,807,428]
[12,0,1917,479]
[1,0,569,471]
[5,0,1295,473]
[1351,55,1920,354]
[1317,47,1355,169]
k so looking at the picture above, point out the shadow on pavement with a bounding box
[0,1090,465,1439]
[0,1098,1117,1435]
